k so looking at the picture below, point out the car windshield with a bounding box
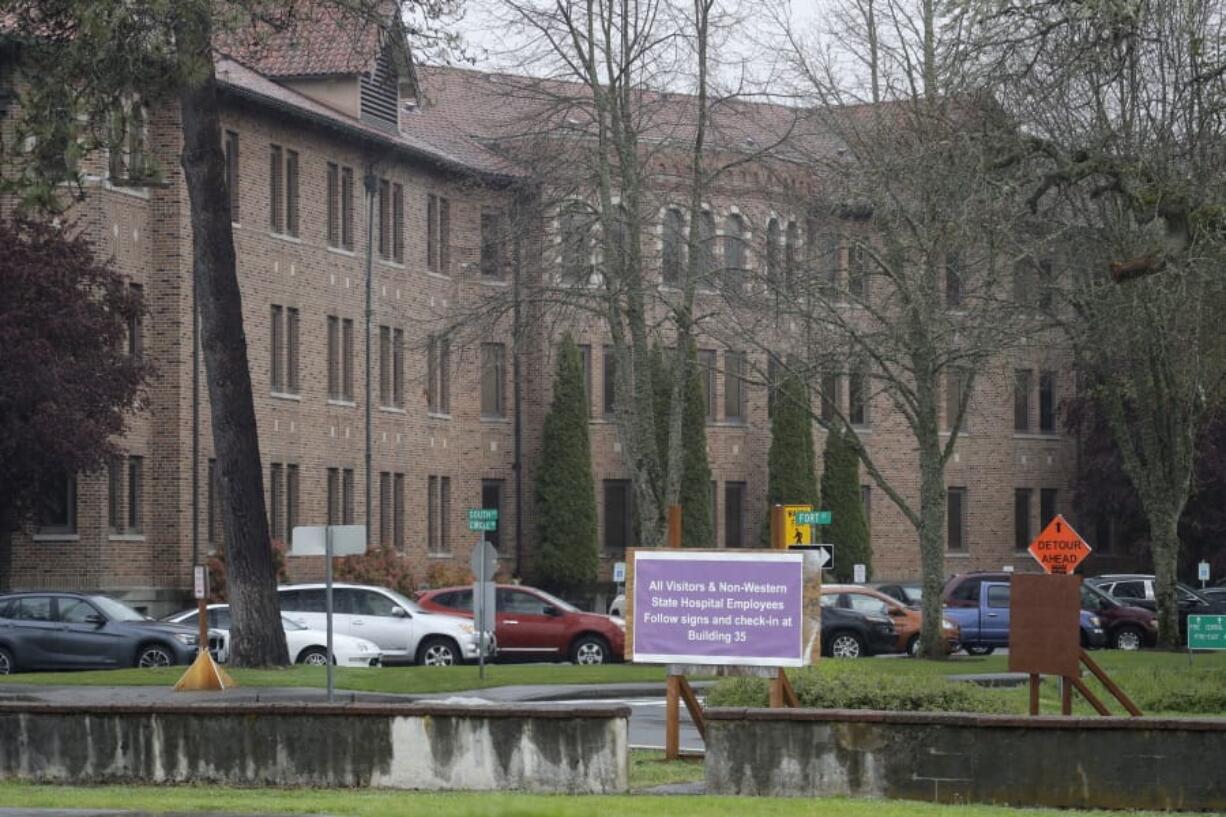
[1081,584,1119,610]
[532,589,578,613]
[381,588,423,613]
[89,595,148,622]
[903,586,922,602]
[281,616,306,631]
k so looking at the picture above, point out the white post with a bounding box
[325,524,334,703]
[478,529,486,681]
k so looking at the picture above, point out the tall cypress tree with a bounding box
[651,344,712,546]
[821,427,872,580]
[532,336,599,593]
[763,372,820,544]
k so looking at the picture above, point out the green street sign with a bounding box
[1187,615,1226,650]
[468,508,498,532]
[795,510,832,526]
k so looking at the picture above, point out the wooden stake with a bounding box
[779,668,799,708]
[770,504,786,550]
[665,673,681,760]
[1029,673,1040,716]
[1070,676,1111,716]
[1079,649,1142,716]
[1061,676,1072,715]
[769,671,784,708]
[667,505,682,549]
[677,675,706,740]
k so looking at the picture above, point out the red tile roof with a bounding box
[215,4,383,78]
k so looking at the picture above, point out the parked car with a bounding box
[164,604,382,666]
[277,584,493,666]
[1078,582,1158,650]
[1087,574,1226,638]
[818,597,898,658]
[418,584,626,664]
[874,581,923,609]
[942,573,1107,655]
[0,592,212,674]
[823,584,960,656]
[1201,586,1226,603]
[608,594,626,618]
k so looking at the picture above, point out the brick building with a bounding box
[0,18,1102,615]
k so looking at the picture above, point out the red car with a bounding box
[417,584,626,664]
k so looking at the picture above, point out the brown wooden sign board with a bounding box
[1008,574,1082,678]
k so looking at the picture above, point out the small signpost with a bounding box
[1198,561,1211,588]
[790,543,834,570]
[612,561,627,584]
[776,505,832,548]
[1027,514,1092,575]
[1188,615,1226,650]
[853,563,866,584]
[291,524,367,703]
[468,508,499,680]
[173,565,235,692]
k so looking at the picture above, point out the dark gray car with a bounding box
[0,592,202,674]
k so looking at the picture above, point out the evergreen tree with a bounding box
[532,336,599,593]
[650,344,712,546]
[821,427,872,581]
[762,372,820,544]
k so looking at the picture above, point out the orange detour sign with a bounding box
[1028,514,1092,574]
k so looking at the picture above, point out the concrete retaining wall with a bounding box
[0,701,628,793]
[705,707,1226,810]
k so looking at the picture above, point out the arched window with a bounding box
[699,210,717,283]
[785,220,800,291]
[560,203,591,284]
[765,218,781,290]
[723,214,746,293]
[662,207,685,286]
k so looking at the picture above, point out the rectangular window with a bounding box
[710,480,718,545]
[946,253,963,308]
[603,345,617,417]
[440,476,451,553]
[378,178,391,259]
[603,480,634,554]
[947,487,967,552]
[945,368,970,432]
[481,208,505,279]
[269,463,284,540]
[342,468,355,525]
[36,473,77,535]
[578,344,592,417]
[269,144,283,233]
[379,326,392,406]
[698,349,716,421]
[207,458,222,546]
[724,351,745,422]
[1013,260,1035,307]
[326,162,340,247]
[427,194,438,270]
[270,305,284,392]
[821,371,840,423]
[1039,371,1056,432]
[849,362,869,427]
[848,243,868,300]
[393,328,404,407]
[327,468,340,526]
[285,307,299,394]
[379,472,392,546]
[284,149,299,237]
[392,183,405,263]
[481,342,506,418]
[341,166,354,250]
[861,484,872,539]
[342,318,354,401]
[1014,488,1033,551]
[428,476,440,554]
[327,316,341,399]
[126,455,143,534]
[1038,260,1054,311]
[285,464,299,535]
[1014,369,1032,432]
[767,354,780,418]
[393,473,405,550]
[724,482,745,548]
[1040,488,1058,529]
[107,457,122,533]
[482,480,504,550]
[427,194,451,274]
[127,282,143,358]
[224,130,240,222]
[427,335,451,414]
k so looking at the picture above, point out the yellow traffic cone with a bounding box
[173,650,237,691]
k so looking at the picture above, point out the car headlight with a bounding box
[1090,616,1102,628]
[173,633,198,646]
[457,622,476,634]
[942,618,955,630]
[356,642,369,652]
[612,617,626,630]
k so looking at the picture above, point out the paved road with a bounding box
[552,696,705,751]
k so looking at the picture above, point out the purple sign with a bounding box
[631,551,805,666]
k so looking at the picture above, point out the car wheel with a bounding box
[964,645,995,657]
[0,647,13,675]
[135,644,174,668]
[906,635,921,658]
[1112,625,1144,651]
[416,637,459,667]
[570,634,610,665]
[828,632,865,659]
[297,647,330,666]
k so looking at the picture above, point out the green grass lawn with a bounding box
[0,780,1210,817]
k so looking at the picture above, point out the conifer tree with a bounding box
[533,336,599,593]
[650,344,712,546]
[762,372,820,544]
[821,427,872,581]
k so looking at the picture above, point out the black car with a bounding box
[1087,575,1226,638]
[0,592,203,674]
[819,601,897,658]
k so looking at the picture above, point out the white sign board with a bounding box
[193,565,207,600]
[290,525,367,557]
[1199,561,1211,583]
[612,561,627,583]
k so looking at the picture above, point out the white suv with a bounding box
[278,583,494,666]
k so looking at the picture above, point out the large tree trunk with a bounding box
[1150,511,1184,649]
[916,426,947,659]
[175,7,289,667]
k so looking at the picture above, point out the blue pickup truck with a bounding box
[943,574,1106,656]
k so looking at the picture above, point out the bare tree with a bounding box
[966,0,1226,644]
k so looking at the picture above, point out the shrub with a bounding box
[1114,667,1226,714]
[706,665,1014,714]
[206,539,289,603]
[422,560,473,589]
[334,547,416,597]
[821,428,872,581]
